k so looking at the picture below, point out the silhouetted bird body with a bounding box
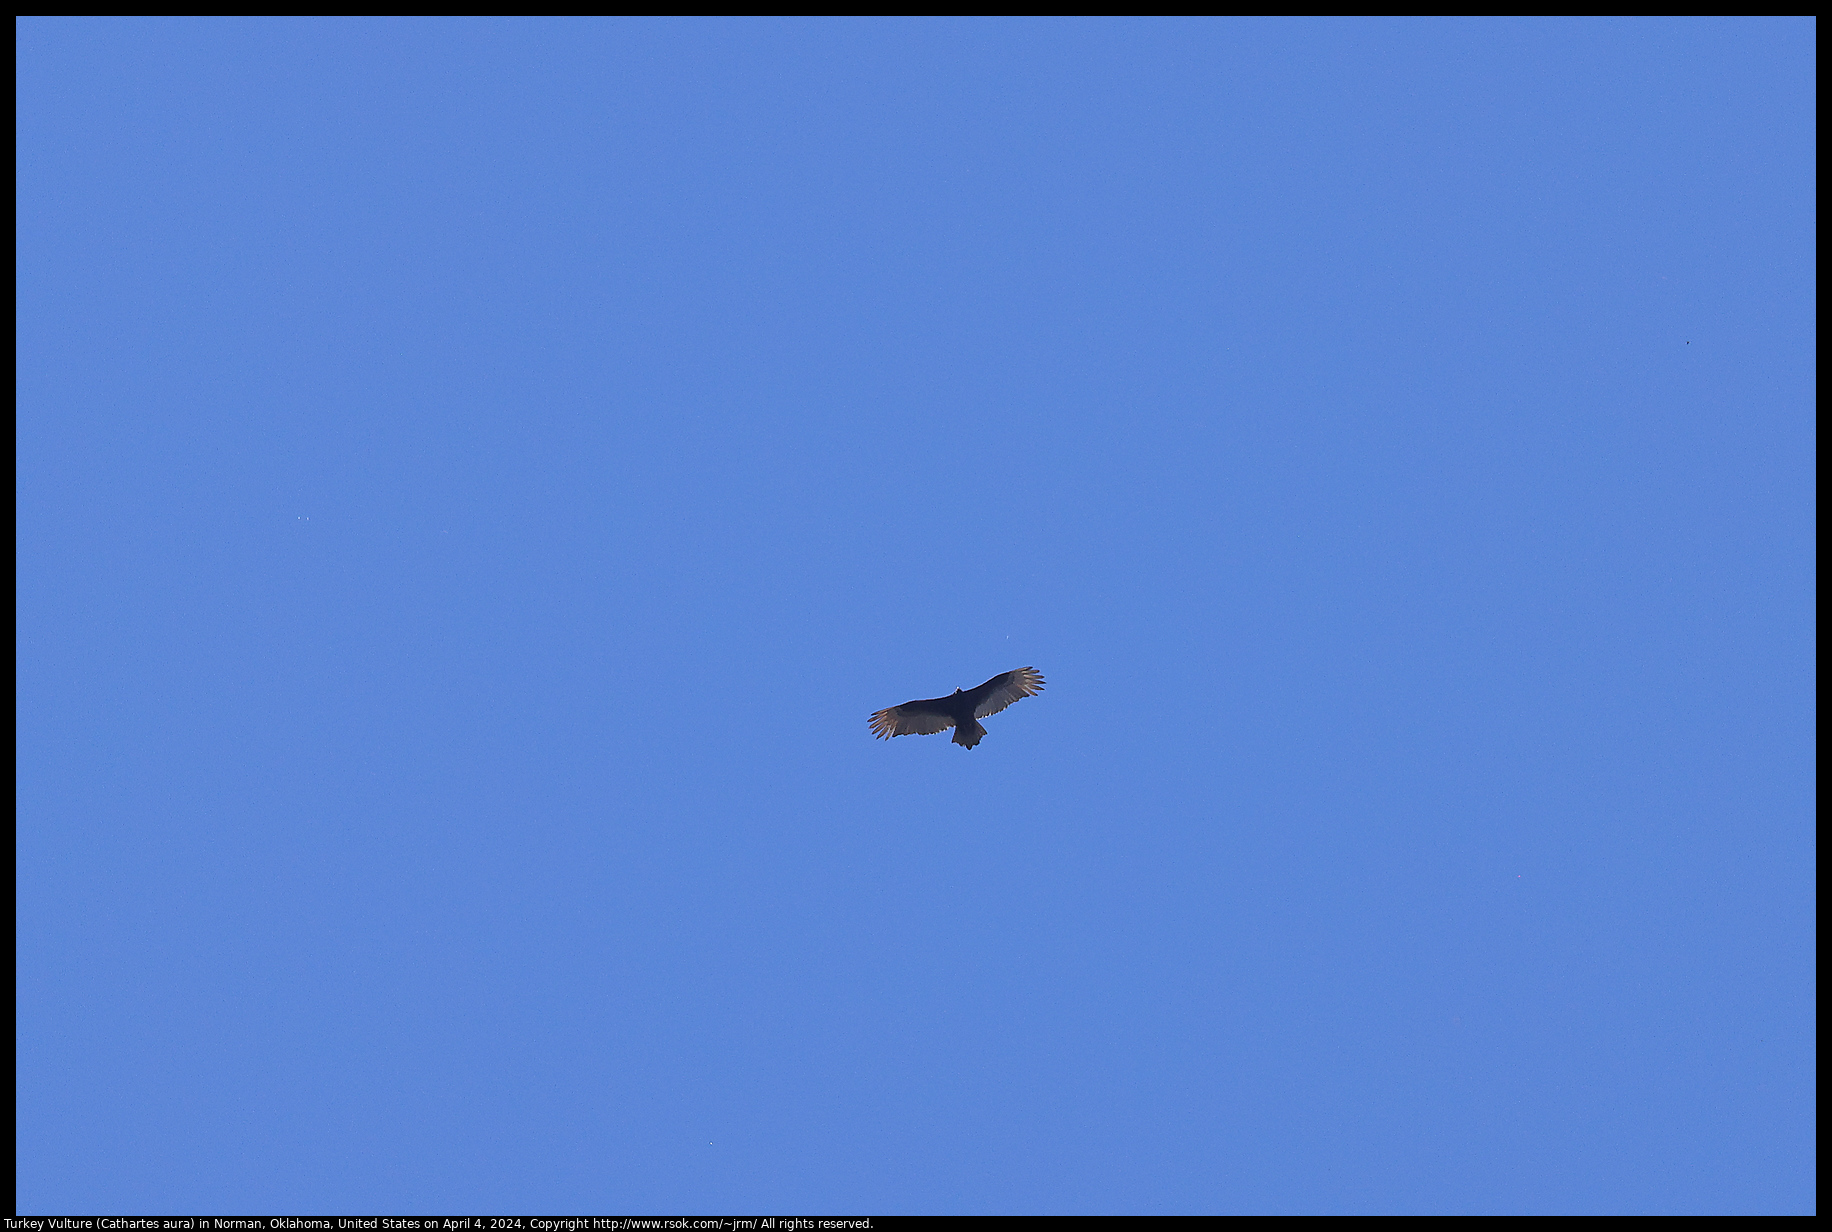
[869,667,1045,749]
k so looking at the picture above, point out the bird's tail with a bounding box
[953,719,986,749]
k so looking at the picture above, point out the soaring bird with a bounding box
[869,667,1045,749]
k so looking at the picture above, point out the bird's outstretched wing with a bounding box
[869,697,956,740]
[969,667,1046,719]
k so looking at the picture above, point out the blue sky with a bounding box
[16,17,1815,1215]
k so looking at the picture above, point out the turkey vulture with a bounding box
[869,667,1045,749]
